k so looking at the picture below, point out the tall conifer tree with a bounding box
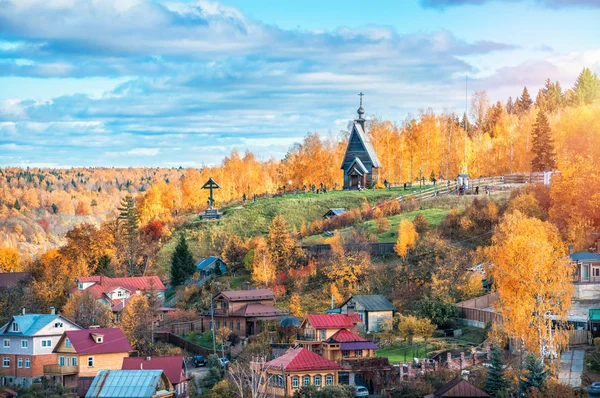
[531,110,556,172]
[170,234,196,286]
[484,345,509,395]
[520,86,533,113]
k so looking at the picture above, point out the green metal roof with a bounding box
[86,370,168,398]
[0,314,62,336]
[589,309,600,322]
[342,295,396,312]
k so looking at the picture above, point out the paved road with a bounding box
[188,366,210,390]
[558,350,584,387]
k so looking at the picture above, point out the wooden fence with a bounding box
[457,293,504,325]
[157,319,204,335]
[302,242,396,256]
[154,331,213,356]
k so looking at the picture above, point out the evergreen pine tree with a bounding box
[535,89,547,112]
[51,203,58,214]
[118,196,140,275]
[13,199,20,211]
[170,234,196,286]
[484,345,509,395]
[531,110,557,172]
[572,67,600,106]
[506,96,514,114]
[519,354,548,394]
[520,86,533,113]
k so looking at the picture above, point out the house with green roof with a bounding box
[337,295,396,333]
[0,310,80,388]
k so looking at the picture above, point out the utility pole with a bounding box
[210,294,216,355]
[464,75,468,175]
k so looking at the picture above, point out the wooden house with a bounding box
[203,289,285,337]
[49,328,132,392]
[340,102,380,189]
[261,347,342,397]
[296,314,361,353]
[122,356,189,398]
[338,295,396,333]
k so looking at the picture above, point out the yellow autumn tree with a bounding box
[395,219,419,258]
[0,247,21,272]
[120,294,153,351]
[487,211,573,359]
[250,237,276,287]
[289,293,302,317]
[329,283,343,306]
[321,234,367,295]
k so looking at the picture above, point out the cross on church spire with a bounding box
[357,92,365,120]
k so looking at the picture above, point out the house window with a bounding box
[11,323,19,332]
[25,359,30,368]
[356,350,362,357]
[17,359,22,368]
[59,357,65,366]
[230,320,233,330]
[54,322,63,328]
[41,340,52,347]
[96,337,103,343]
[342,350,349,358]
[236,320,240,331]
[216,319,220,328]
[88,357,94,367]
[292,376,299,388]
[314,375,322,387]
[65,338,72,348]
[583,265,590,280]
[117,290,123,297]
[319,330,326,340]
[2,358,9,367]
[325,375,333,386]
[3,340,9,348]
[21,340,27,349]
[72,357,77,366]
[595,268,600,277]
[303,376,310,387]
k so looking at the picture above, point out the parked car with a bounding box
[587,382,600,397]
[219,357,230,368]
[354,386,369,397]
[192,355,206,367]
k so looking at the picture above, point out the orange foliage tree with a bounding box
[395,219,418,258]
[487,211,573,359]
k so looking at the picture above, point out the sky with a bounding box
[0,0,599,168]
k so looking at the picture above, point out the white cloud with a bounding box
[127,148,161,156]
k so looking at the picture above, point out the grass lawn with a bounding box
[455,327,486,345]
[303,207,450,244]
[376,342,435,363]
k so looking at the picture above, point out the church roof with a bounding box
[346,157,369,175]
[353,122,381,168]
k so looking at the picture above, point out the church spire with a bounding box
[357,92,365,120]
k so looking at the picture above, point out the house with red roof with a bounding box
[321,329,378,364]
[47,328,132,392]
[261,347,342,397]
[203,289,286,337]
[296,312,362,352]
[71,275,166,316]
[122,356,189,398]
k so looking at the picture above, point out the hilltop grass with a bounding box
[302,207,450,244]
[376,342,435,363]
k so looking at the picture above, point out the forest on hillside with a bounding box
[1,68,599,267]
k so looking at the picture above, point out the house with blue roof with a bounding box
[195,257,227,283]
[0,309,80,388]
[85,369,174,398]
[336,295,396,333]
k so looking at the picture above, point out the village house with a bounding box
[48,328,132,394]
[0,272,32,291]
[85,370,174,398]
[122,356,189,398]
[0,310,80,388]
[195,256,227,283]
[424,376,489,398]
[203,289,285,337]
[71,275,167,316]
[336,295,396,333]
[322,208,346,219]
[321,329,378,364]
[341,99,381,190]
[260,347,343,397]
[296,313,362,353]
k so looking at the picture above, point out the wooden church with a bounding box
[341,95,381,189]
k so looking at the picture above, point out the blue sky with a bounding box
[0,0,599,167]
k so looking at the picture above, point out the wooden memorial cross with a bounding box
[202,177,220,209]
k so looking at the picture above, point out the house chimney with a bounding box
[347,302,355,318]
[22,308,26,315]
[568,244,574,255]
[50,307,55,315]
[146,357,151,361]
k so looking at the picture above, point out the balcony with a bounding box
[574,276,600,283]
[296,334,318,342]
[44,364,78,375]
[204,308,229,316]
